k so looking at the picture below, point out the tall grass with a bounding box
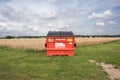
[0,38,120,50]
[0,38,45,50]
[76,37,120,46]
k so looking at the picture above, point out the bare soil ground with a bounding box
[89,59,120,80]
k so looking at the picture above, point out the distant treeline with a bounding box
[0,35,46,39]
[0,35,120,39]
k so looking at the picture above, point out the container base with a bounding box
[47,50,74,57]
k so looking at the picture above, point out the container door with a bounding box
[54,37,75,49]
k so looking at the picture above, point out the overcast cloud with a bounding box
[0,0,120,36]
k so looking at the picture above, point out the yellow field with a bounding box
[0,38,45,50]
[0,38,120,50]
[76,37,120,46]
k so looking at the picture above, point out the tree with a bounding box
[6,35,15,39]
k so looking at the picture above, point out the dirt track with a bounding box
[89,60,120,80]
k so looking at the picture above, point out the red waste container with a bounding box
[45,31,76,56]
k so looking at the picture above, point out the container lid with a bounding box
[47,31,74,37]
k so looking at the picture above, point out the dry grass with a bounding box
[0,38,120,50]
[76,37,120,46]
[0,38,45,50]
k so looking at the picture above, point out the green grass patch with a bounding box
[0,41,120,80]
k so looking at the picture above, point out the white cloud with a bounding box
[0,22,7,27]
[48,21,69,29]
[88,10,112,19]
[0,0,120,36]
[41,11,56,18]
[96,29,103,32]
[96,22,105,26]
[0,22,25,30]
[109,20,115,24]
[0,26,3,30]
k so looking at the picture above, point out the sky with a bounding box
[0,0,120,36]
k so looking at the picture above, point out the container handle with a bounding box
[74,43,76,47]
[45,44,47,47]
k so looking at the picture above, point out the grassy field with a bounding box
[0,38,120,50]
[0,40,120,80]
